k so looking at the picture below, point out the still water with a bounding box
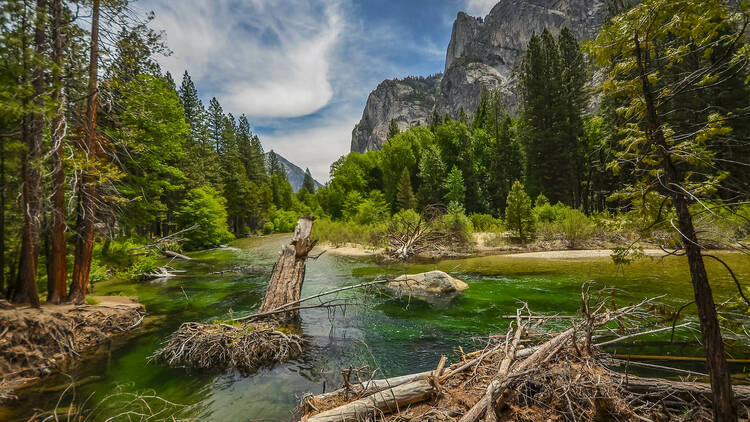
[3,234,749,421]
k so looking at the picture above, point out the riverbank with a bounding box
[0,297,145,402]
[318,235,663,260]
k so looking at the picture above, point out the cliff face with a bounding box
[350,0,608,153]
[266,151,322,192]
[350,75,442,153]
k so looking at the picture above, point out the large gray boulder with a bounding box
[386,271,469,301]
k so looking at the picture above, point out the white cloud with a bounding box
[260,113,360,183]
[464,0,497,17]
[141,0,342,118]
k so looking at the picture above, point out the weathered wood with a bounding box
[258,215,316,321]
[619,377,750,405]
[306,379,434,422]
[164,250,191,260]
[307,370,434,405]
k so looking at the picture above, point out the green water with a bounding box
[3,235,749,421]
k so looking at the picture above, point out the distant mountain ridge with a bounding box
[265,151,322,192]
[350,0,608,153]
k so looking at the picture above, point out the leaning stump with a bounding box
[154,215,316,372]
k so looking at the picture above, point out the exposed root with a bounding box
[152,321,303,374]
[0,302,145,402]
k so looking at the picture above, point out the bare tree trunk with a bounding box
[634,35,736,422]
[257,215,316,322]
[1,132,6,298]
[16,0,47,307]
[69,0,99,305]
[47,0,66,304]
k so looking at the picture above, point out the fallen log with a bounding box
[305,379,435,422]
[164,250,191,260]
[304,370,435,409]
[619,376,750,405]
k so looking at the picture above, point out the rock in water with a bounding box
[350,0,608,153]
[386,270,469,305]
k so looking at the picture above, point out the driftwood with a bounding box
[258,215,317,322]
[140,266,186,280]
[300,294,742,422]
[127,225,199,252]
[306,379,435,422]
[163,250,191,260]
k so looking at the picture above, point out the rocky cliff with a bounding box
[351,0,608,153]
[266,151,322,192]
[350,74,442,153]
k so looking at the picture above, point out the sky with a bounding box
[135,0,499,182]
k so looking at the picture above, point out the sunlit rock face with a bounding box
[351,0,608,153]
[350,74,442,153]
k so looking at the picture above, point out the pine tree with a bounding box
[457,106,469,125]
[395,167,416,210]
[428,108,442,132]
[301,168,316,194]
[179,70,206,145]
[442,166,465,206]
[417,144,446,206]
[472,87,489,131]
[207,97,225,155]
[505,180,533,241]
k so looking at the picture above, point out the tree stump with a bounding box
[258,215,316,323]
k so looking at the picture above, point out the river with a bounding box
[3,234,749,421]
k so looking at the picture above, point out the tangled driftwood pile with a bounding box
[153,321,302,373]
[299,295,750,421]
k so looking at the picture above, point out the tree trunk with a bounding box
[634,34,736,422]
[1,131,6,297]
[15,0,47,307]
[69,0,99,305]
[257,215,316,322]
[47,0,67,304]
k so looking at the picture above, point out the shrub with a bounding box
[440,201,473,244]
[175,187,234,250]
[559,208,594,248]
[128,256,159,280]
[312,219,384,247]
[269,208,300,233]
[470,213,503,232]
[354,190,390,225]
[262,221,275,234]
[89,260,109,284]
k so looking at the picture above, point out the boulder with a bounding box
[386,271,468,301]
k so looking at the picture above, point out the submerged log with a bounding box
[306,379,435,422]
[164,250,191,260]
[258,215,316,322]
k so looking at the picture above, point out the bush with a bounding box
[89,260,109,284]
[128,256,159,280]
[534,201,567,223]
[353,190,390,225]
[470,213,503,232]
[175,187,234,250]
[262,221,275,234]
[312,219,385,247]
[559,208,594,248]
[269,208,300,233]
[440,202,473,244]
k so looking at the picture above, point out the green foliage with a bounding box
[558,208,594,248]
[128,256,159,280]
[440,202,473,244]
[268,208,301,233]
[388,118,400,140]
[396,167,417,210]
[443,166,465,206]
[262,221,275,235]
[312,219,385,247]
[176,187,234,250]
[353,190,390,225]
[505,181,535,241]
[469,213,503,232]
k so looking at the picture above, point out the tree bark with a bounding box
[69,0,100,305]
[257,215,316,322]
[47,0,67,304]
[634,34,736,421]
[15,0,47,307]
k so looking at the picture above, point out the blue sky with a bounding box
[135,0,498,181]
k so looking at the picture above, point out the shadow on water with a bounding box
[3,234,749,421]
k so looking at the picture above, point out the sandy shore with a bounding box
[317,242,383,257]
